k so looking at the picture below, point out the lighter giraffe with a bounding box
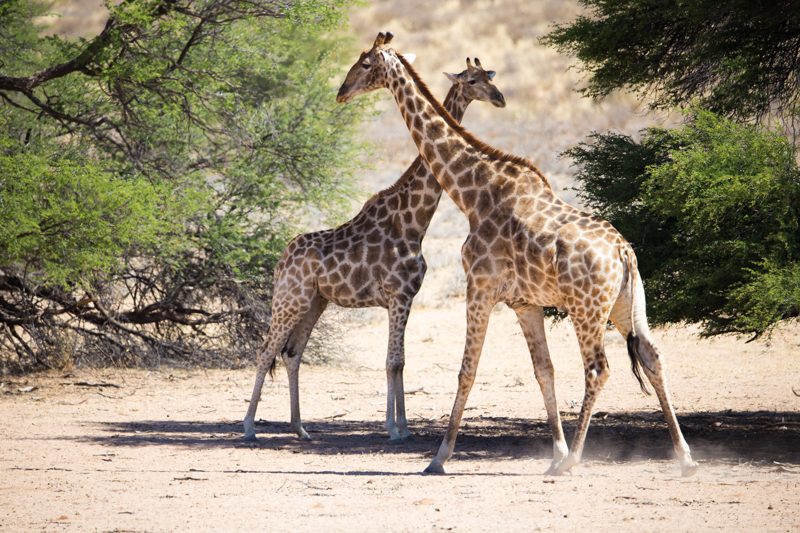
[336,32,698,476]
[243,57,506,442]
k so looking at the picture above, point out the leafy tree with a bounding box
[545,1,800,337]
[542,0,800,126]
[0,0,364,371]
[566,111,800,337]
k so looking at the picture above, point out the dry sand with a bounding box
[2,304,799,532]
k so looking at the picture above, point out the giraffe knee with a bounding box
[585,359,609,387]
[388,359,404,373]
[457,367,476,388]
[533,355,555,383]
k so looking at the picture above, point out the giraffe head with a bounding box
[444,57,506,108]
[336,31,414,103]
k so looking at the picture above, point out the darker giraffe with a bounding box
[337,32,697,476]
[243,56,506,442]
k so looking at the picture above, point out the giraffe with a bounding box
[243,57,506,442]
[336,32,698,476]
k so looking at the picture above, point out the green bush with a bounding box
[567,110,800,337]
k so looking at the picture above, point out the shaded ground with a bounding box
[79,410,800,465]
[2,307,799,531]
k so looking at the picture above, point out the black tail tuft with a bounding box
[626,332,650,395]
[269,336,298,378]
[267,338,288,378]
[267,355,278,378]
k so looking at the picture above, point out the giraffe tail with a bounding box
[268,325,303,377]
[261,321,280,378]
[622,245,650,395]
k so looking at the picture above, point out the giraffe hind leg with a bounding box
[551,318,610,475]
[611,276,697,476]
[631,335,698,476]
[243,307,309,441]
[281,296,327,440]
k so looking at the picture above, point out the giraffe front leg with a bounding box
[390,298,413,441]
[424,290,494,474]
[393,368,412,440]
[385,298,412,442]
[513,305,569,474]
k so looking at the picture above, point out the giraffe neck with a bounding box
[443,85,469,123]
[386,54,550,226]
[370,83,471,237]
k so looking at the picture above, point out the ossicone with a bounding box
[373,31,395,47]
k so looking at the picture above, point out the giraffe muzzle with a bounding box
[491,91,506,108]
[336,84,351,103]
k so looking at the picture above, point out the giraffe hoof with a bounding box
[422,462,445,475]
[243,432,258,442]
[544,465,571,476]
[681,461,699,477]
[547,456,576,476]
[387,434,413,445]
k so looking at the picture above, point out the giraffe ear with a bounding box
[486,70,496,80]
[402,53,416,64]
[443,72,460,84]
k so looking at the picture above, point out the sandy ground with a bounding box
[2,304,799,532]
[10,2,797,531]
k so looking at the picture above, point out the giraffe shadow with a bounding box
[76,410,800,465]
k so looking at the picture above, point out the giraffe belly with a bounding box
[505,240,563,308]
[503,277,563,309]
[318,269,386,308]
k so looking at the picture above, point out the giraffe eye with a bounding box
[468,79,477,85]
[361,62,371,70]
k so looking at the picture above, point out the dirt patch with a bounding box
[2,307,799,531]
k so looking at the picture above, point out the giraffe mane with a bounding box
[396,53,551,190]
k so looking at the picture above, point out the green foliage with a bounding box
[0,0,365,370]
[728,262,800,336]
[542,0,800,122]
[548,1,800,337]
[564,128,678,278]
[0,145,171,288]
[567,111,800,336]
